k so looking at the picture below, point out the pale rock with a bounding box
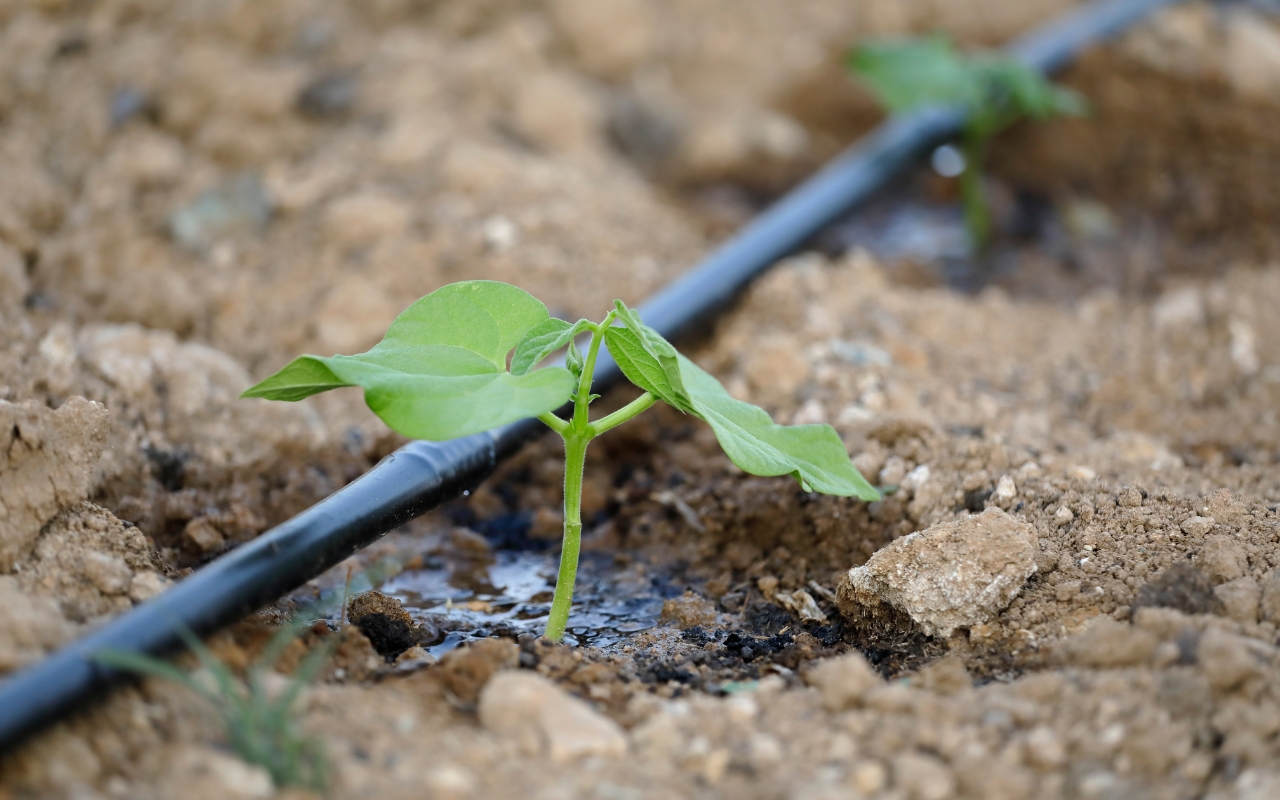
[1229,318,1261,375]
[0,398,109,571]
[1054,506,1075,526]
[0,575,74,671]
[1151,286,1204,330]
[1260,573,1280,623]
[424,765,477,800]
[993,474,1017,501]
[128,570,172,603]
[1215,576,1261,624]
[1023,725,1067,770]
[790,398,827,425]
[776,588,827,624]
[314,275,402,354]
[878,456,907,487]
[511,70,600,153]
[1198,535,1249,584]
[1181,515,1216,536]
[850,761,888,794]
[741,335,808,405]
[837,508,1038,637]
[1197,628,1264,691]
[805,651,881,710]
[157,746,273,800]
[1056,617,1158,668]
[323,192,411,250]
[550,0,655,79]
[478,671,627,763]
[1222,11,1280,102]
[0,240,27,308]
[79,551,132,596]
[1217,769,1280,800]
[893,751,955,800]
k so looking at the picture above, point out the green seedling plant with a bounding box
[849,35,1085,249]
[243,281,879,640]
[95,617,332,791]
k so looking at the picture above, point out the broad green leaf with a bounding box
[511,318,592,376]
[850,35,1084,126]
[604,301,693,413]
[676,355,880,500]
[849,36,982,113]
[242,281,577,440]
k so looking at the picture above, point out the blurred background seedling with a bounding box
[849,35,1086,250]
[95,616,333,792]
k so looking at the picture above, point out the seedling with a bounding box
[849,35,1085,249]
[95,618,331,790]
[243,281,879,640]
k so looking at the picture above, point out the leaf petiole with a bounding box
[588,392,655,437]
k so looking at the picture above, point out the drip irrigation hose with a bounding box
[0,0,1181,754]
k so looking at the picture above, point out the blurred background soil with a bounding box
[4,1,1280,799]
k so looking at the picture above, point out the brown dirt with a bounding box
[5,1,1280,799]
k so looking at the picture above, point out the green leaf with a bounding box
[849,36,982,113]
[676,355,880,500]
[604,300,693,413]
[850,35,1085,126]
[510,318,592,376]
[242,281,578,440]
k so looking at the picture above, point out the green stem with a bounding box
[545,432,588,641]
[537,411,569,435]
[959,128,990,252]
[588,392,655,437]
[571,311,615,432]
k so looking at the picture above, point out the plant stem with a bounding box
[959,127,990,252]
[545,430,588,641]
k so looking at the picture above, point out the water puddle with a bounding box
[382,550,670,656]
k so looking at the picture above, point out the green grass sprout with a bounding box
[95,617,332,791]
[243,281,879,640]
[849,35,1086,249]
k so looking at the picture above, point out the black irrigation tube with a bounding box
[0,0,1181,755]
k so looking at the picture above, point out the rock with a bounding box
[21,502,166,621]
[322,191,410,250]
[1197,628,1263,691]
[1198,535,1249,584]
[775,588,828,624]
[660,592,717,629]
[1132,563,1224,616]
[1023,725,1067,770]
[1056,618,1158,668]
[741,335,809,405]
[1181,516,1215,536]
[0,398,109,571]
[914,655,971,694]
[1222,10,1280,102]
[313,276,402,354]
[478,671,627,763]
[993,474,1017,502]
[437,639,519,703]
[157,746,274,800]
[1215,576,1261,624]
[0,576,75,671]
[805,651,881,710]
[1260,573,1280,623]
[549,0,654,80]
[1216,769,1280,800]
[169,173,273,252]
[836,508,1038,637]
[893,751,955,800]
[511,70,600,153]
[1151,286,1204,330]
[0,240,28,308]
